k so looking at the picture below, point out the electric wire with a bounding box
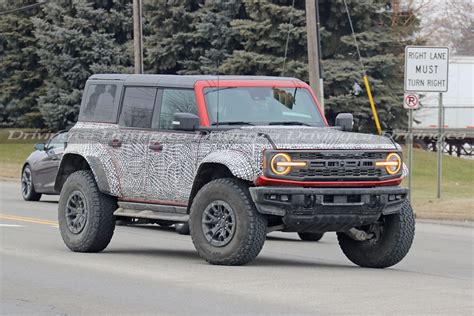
[343,0,366,74]
[282,0,296,76]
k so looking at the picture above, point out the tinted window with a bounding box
[155,89,198,129]
[119,87,158,128]
[80,84,119,122]
[47,132,68,150]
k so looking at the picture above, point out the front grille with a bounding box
[287,151,389,181]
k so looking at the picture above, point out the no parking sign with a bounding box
[404,93,419,110]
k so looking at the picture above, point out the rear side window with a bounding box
[80,84,119,122]
[119,87,158,129]
[155,89,197,129]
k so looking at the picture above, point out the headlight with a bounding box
[376,153,401,175]
[269,153,307,176]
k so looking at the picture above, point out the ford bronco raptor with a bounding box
[56,74,415,267]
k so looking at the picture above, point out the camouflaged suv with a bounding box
[56,74,415,267]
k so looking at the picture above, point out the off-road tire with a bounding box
[175,222,190,235]
[298,232,324,242]
[21,165,42,201]
[58,170,116,252]
[337,200,415,268]
[190,178,267,265]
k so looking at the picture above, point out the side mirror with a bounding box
[34,143,45,151]
[335,113,354,132]
[172,113,200,131]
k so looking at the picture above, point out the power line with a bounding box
[343,0,366,74]
[0,0,48,16]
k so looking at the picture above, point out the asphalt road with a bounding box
[1,181,473,315]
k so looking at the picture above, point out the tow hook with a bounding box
[346,228,374,241]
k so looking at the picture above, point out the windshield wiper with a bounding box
[212,121,255,126]
[204,87,237,95]
[268,121,312,126]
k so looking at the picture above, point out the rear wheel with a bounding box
[21,165,41,201]
[337,201,415,268]
[190,178,267,265]
[298,232,324,242]
[58,170,116,252]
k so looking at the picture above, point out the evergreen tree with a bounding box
[0,0,46,128]
[180,0,243,74]
[221,0,419,132]
[32,0,133,130]
[143,0,203,74]
[318,0,419,132]
[220,0,308,79]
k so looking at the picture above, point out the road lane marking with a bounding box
[0,214,58,227]
[0,224,25,227]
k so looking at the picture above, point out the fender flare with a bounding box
[198,150,257,181]
[55,153,117,195]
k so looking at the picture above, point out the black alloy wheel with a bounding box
[201,200,236,247]
[65,190,88,234]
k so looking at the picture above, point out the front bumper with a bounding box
[249,186,408,232]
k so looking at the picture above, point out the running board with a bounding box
[114,201,189,223]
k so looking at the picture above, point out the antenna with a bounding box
[216,59,220,128]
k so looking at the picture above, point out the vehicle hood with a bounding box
[242,126,399,151]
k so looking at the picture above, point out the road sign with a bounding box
[404,46,449,92]
[404,93,419,109]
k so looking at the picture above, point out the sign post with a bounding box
[403,93,419,200]
[404,46,449,199]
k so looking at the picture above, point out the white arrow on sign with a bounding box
[404,93,419,110]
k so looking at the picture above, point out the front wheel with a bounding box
[337,201,415,268]
[58,170,116,252]
[190,178,267,265]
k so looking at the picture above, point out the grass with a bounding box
[0,128,53,179]
[0,129,472,220]
[403,147,474,220]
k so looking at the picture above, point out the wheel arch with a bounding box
[55,153,112,195]
[187,161,252,213]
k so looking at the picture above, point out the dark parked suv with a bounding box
[56,74,414,267]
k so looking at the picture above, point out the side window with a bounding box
[154,89,198,130]
[119,87,158,129]
[47,132,68,150]
[80,84,119,122]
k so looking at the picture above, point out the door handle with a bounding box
[149,142,163,152]
[108,139,122,148]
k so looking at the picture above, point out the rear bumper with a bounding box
[249,186,408,232]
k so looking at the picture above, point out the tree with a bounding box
[180,0,243,74]
[32,0,133,130]
[220,0,419,132]
[415,0,473,55]
[0,0,47,128]
[318,0,420,132]
[221,0,308,79]
[143,0,203,74]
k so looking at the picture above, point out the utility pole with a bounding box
[133,0,144,74]
[305,0,324,111]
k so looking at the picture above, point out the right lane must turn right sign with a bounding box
[404,46,449,92]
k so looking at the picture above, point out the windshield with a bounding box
[204,87,325,127]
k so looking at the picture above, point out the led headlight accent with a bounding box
[376,153,401,175]
[270,153,307,175]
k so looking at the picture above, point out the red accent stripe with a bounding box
[193,79,328,127]
[254,175,403,187]
[119,198,188,207]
